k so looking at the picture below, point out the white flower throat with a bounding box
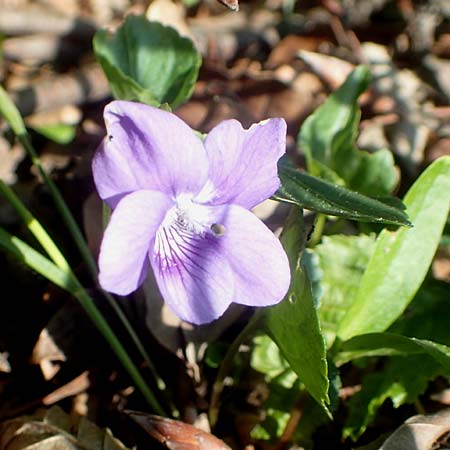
[153,195,225,271]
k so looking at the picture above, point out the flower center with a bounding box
[153,195,211,272]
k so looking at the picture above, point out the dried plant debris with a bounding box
[127,411,233,450]
[0,406,130,450]
[362,42,437,174]
[358,408,450,450]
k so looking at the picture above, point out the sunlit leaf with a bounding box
[31,123,76,145]
[298,65,397,196]
[0,228,78,293]
[343,354,444,440]
[337,332,450,370]
[264,209,329,410]
[250,335,300,441]
[0,84,26,136]
[337,156,450,340]
[309,235,375,347]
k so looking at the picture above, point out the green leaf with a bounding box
[298,65,397,196]
[389,279,450,344]
[264,209,329,410]
[310,235,376,348]
[342,281,450,439]
[251,334,292,379]
[275,160,411,226]
[337,157,450,340]
[337,332,450,370]
[344,354,444,440]
[0,227,78,292]
[250,335,300,441]
[31,123,76,144]
[93,16,201,108]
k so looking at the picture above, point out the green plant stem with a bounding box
[0,180,70,272]
[209,310,264,427]
[19,134,99,276]
[309,213,326,247]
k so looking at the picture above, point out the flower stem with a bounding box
[0,179,70,272]
[309,213,326,247]
[19,133,99,276]
[209,310,264,427]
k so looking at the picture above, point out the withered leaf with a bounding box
[126,411,233,450]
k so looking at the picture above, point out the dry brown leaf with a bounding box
[267,35,323,67]
[146,0,195,42]
[297,50,355,90]
[380,408,450,450]
[362,42,436,174]
[423,55,450,104]
[0,406,130,450]
[32,325,66,381]
[127,411,233,450]
[0,137,25,185]
[0,352,12,373]
[42,372,90,406]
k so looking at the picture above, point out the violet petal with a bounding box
[198,118,287,209]
[98,190,173,295]
[92,101,208,207]
[218,204,290,306]
[150,222,235,324]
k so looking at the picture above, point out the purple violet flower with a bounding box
[92,101,290,324]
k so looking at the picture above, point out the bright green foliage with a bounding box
[311,235,376,348]
[0,84,26,135]
[94,16,201,108]
[344,354,445,440]
[264,209,329,410]
[337,157,450,340]
[0,228,78,292]
[250,335,300,441]
[298,66,397,196]
[276,159,410,226]
[32,123,76,144]
[337,332,450,369]
[342,280,450,439]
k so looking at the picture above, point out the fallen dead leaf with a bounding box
[0,405,130,450]
[357,408,450,450]
[126,410,233,450]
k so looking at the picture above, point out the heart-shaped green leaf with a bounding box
[94,16,201,108]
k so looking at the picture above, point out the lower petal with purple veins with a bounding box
[151,216,234,325]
